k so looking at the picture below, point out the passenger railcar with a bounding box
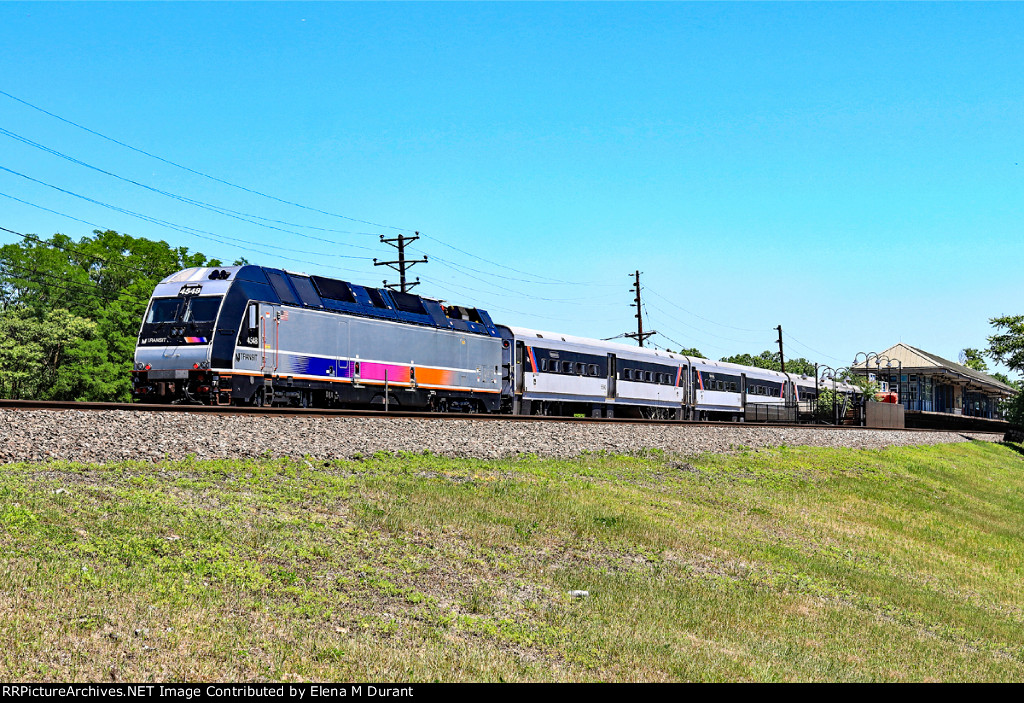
[502,326,690,418]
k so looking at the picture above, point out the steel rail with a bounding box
[0,399,1005,434]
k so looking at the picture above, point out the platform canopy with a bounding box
[851,343,1017,398]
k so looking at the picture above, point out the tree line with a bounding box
[1,229,1022,424]
[0,230,220,401]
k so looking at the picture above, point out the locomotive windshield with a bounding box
[145,296,223,324]
[184,296,222,322]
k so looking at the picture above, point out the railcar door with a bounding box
[259,305,282,374]
[606,354,617,400]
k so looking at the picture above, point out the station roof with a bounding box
[851,343,1017,397]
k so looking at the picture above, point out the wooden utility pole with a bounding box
[776,324,786,374]
[623,270,656,347]
[374,232,428,293]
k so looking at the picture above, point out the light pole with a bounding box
[818,364,837,425]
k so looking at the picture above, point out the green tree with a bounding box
[986,316,1024,426]
[0,229,219,401]
[987,316,1024,373]
[0,307,97,399]
[961,348,989,372]
[719,350,815,376]
[668,347,704,358]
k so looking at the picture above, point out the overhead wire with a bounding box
[783,330,850,364]
[1,88,620,288]
[0,126,384,250]
[0,259,150,307]
[0,168,373,276]
[643,286,767,334]
[0,88,407,232]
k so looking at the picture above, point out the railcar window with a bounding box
[146,298,181,323]
[540,359,549,372]
[588,364,599,376]
[730,382,738,392]
[561,361,572,373]
[576,362,585,375]
[624,369,633,380]
[645,371,653,382]
[183,296,223,322]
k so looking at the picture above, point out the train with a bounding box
[131,264,860,420]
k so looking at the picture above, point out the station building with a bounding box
[851,343,1017,419]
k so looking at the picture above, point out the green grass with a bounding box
[1,441,1023,681]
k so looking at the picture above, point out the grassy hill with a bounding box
[1,440,1022,682]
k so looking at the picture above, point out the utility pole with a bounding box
[374,232,428,293]
[776,324,786,374]
[623,270,656,347]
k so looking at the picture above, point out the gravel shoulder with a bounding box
[0,409,1004,464]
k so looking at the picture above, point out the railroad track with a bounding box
[0,399,975,433]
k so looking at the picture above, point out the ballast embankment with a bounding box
[0,409,1002,464]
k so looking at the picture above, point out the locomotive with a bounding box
[131,265,858,419]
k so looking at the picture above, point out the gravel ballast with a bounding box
[0,409,1003,464]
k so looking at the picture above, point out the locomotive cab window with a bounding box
[238,303,260,347]
[146,298,181,324]
[183,296,223,323]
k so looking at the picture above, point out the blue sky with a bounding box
[1,2,1021,373]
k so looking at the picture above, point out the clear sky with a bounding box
[1,2,1021,374]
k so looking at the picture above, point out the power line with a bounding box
[0,259,150,306]
[1,89,622,289]
[416,233,618,287]
[643,286,766,333]
[783,330,849,364]
[0,224,157,278]
[0,167,374,275]
[644,299,767,346]
[0,126,385,251]
[0,88,407,232]
[428,257,621,305]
